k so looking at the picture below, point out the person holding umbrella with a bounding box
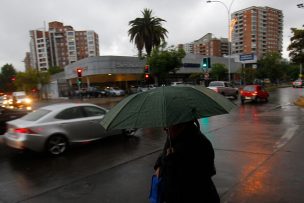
[100,85,235,202]
[153,119,220,203]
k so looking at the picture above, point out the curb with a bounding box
[294,96,304,107]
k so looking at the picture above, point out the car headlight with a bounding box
[24,98,32,104]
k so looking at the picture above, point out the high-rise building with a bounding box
[29,21,99,71]
[179,33,229,57]
[29,30,49,71]
[231,6,283,59]
[23,52,32,71]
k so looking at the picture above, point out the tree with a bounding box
[128,8,168,57]
[0,64,17,93]
[282,63,299,81]
[210,63,227,81]
[48,66,63,75]
[147,45,185,85]
[256,52,283,83]
[287,28,304,64]
[15,68,50,98]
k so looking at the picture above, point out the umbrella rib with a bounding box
[133,93,151,128]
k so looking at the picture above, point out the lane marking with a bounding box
[274,126,299,150]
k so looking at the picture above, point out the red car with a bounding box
[240,85,269,104]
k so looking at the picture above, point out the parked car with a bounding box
[0,106,29,135]
[207,81,239,99]
[86,86,107,97]
[137,84,156,92]
[104,87,125,96]
[240,85,269,104]
[3,103,136,155]
[292,79,304,88]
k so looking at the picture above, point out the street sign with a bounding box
[239,53,254,61]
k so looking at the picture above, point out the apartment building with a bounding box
[179,33,229,57]
[29,21,99,71]
[231,6,283,59]
[23,52,32,71]
[29,30,50,71]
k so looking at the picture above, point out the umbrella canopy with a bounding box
[100,85,236,130]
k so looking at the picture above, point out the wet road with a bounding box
[0,86,304,203]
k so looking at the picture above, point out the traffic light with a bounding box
[201,57,211,69]
[145,74,149,79]
[144,65,150,73]
[11,76,16,81]
[77,68,82,78]
[77,78,82,85]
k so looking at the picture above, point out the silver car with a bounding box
[3,103,135,155]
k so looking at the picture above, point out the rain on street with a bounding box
[0,86,304,203]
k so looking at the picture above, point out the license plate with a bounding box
[245,97,251,99]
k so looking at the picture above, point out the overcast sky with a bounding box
[0,0,302,71]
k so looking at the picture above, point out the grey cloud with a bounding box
[0,0,302,71]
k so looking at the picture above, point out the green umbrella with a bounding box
[100,85,236,130]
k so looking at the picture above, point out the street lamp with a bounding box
[207,0,236,82]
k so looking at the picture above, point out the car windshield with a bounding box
[21,109,51,121]
[243,86,256,91]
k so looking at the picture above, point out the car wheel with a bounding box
[241,99,245,104]
[45,135,68,156]
[123,128,137,137]
[265,97,269,102]
[255,97,261,103]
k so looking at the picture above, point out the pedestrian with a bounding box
[154,120,220,203]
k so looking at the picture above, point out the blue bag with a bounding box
[149,175,163,203]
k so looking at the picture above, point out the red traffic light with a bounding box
[76,68,82,77]
[145,74,149,79]
[144,65,150,73]
[11,76,16,81]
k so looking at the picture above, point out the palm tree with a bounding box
[128,8,168,57]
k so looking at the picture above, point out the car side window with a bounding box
[55,107,85,120]
[83,106,106,117]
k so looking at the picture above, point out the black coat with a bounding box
[154,123,220,203]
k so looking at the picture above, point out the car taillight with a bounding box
[14,128,36,134]
[252,91,258,95]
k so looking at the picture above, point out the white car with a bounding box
[207,81,239,99]
[137,85,156,92]
[3,103,136,155]
[104,87,125,96]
